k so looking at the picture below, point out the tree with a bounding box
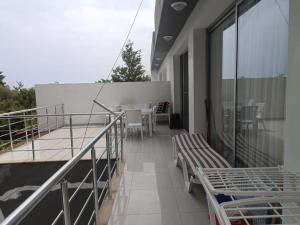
[0,73,36,113]
[95,78,111,83]
[13,81,24,91]
[111,41,150,82]
[0,71,6,86]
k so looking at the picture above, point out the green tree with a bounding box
[95,78,111,83]
[0,71,6,86]
[0,73,36,112]
[111,41,150,82]
[13,81,24,91]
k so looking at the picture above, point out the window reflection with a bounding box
[209,0,289,167]
[209,13,236,166]
[236,0,289,167]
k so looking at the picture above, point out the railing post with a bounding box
[55,105,58,129]
[62,104,65,127]
[46,108,50,134]
[114,123,119,176]
[120,116,124,161]
[91,147,100,225]
[8,118,13,150]
[23,113,29,144]
[31,119,35,160]
[61,180,71,225]
[106,131,111,197]
[69,115,74,157]
[37,117,41,138]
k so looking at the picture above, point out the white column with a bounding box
[188,29,208,136]
[284,0,300,172]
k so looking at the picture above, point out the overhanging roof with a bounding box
[151,0,199,71]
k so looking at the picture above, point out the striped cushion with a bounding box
[174,133,208,150]
[173,134,231,173]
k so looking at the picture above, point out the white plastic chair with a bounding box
[134,103,152,110]
[125,109,143,140]
[121,104,135,110]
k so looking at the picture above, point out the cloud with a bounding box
[0,0,154,87]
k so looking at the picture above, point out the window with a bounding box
[209,0,289,167]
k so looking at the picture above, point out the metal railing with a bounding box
[0,111,124,225]
[0,104,64,152]
[0,107,117,161]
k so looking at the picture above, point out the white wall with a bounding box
[284,0,300,173]
[156,0,234,134]
[188,29,208,136]
[35,81,171,124]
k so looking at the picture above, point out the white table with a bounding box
[141,108,153,137]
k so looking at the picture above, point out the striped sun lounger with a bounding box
[172,133,231,192]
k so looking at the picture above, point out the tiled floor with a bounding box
[0,125,107,163]
[108,125,209,225]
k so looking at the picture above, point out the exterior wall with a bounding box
[151,69,160,81]
[284,0,300,173]
[188,29,207,135]
[35,82,171,124]
[156,0,234,134]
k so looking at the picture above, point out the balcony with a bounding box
[0,103,209,225]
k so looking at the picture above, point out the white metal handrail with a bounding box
[0,104,64,153]
[0,108,119,159]
[0,112,124,225]
[0,104,63,116]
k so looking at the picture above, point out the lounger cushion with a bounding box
[173,134,231,173]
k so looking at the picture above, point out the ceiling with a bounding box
[151,0,199,71]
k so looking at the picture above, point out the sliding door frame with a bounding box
[207,0,248,166]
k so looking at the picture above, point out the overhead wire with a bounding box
[79,0,144,150]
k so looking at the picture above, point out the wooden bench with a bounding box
[172,133,231,192]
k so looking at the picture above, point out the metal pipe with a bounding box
[0,104,63,117]
[23,112,29,144]
[46,108,50,134]
[120,117,124,161]
[106,131,112,197]
[31,119,35,160]
[114,123,119,176]
[8,118,13,150]
[0,112,122,119]
[69,116,74,157]
[37,118,41,138]
[62,104,65,127]
[0,112,124,225]
[55,105,58,129]
[73,190,94,225]
[60,180,71,225]
[93,100,118,116]
[91,147,100,225]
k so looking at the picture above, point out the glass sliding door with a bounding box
[236,0,289,167]
[209,13,236,166]
[208,0,289,167]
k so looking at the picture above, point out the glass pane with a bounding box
[209,13,236,166]
[236,0,289,167]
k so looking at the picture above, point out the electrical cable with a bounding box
[79,0,144,150]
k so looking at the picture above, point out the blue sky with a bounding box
[0,0,154,87]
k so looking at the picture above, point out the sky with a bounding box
[0,0,154,87]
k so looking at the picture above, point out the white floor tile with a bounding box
[131,172,172,190]
[174,188,208,213]
[124,213,182,225]
[127,189,179,215]
[180,212,210,225]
